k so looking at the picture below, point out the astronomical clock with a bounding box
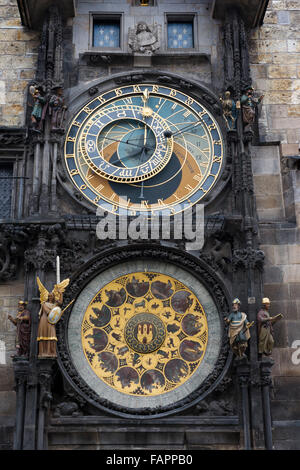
[59,79,230,418]
[64,83,225,215]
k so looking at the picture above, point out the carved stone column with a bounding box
[12,358,29,450]
[235,356,251,449]
[260,357,274,450]
[37,359,55,450]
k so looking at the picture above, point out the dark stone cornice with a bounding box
[212,0,269,28]
[17,0,75,29]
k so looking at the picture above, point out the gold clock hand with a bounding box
[142,88,153,118]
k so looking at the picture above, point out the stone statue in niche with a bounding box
[220,90,239,131]
[128,22,160,55]
[257,297,283,357]
[225,298,254,358]
[29,85,47,132]
[8,301,31,357]
[49,86,67,131]
[240,86,264,133]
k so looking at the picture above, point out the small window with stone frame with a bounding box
[91,14,122,50]
[166,14,196,50]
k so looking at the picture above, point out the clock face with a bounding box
[67,259,223,413]
[81,272,208,397]
[65,84,225,215]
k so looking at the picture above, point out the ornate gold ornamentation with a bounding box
[81,272,208,396]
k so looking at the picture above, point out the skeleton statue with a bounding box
[220,90,239,131]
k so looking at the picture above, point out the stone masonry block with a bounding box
[280,143,299,156]
[256,207,285,221]
[253,174,282,195]
[277,11,290,25]
[255,195,283,211]
[287,320,300,344]
[0,391,15,415]
[260,245,276,265]
[282,265,300,283]
[0,366,14,391]
[263,283,289,301]
[268,65,297,78]
[263,11,277,24]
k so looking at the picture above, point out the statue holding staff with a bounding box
[8,301,31,357]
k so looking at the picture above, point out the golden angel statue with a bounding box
[36,277,69,358]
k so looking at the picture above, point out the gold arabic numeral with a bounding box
[80,184,87,190]
[169,89,177,97]
[93,195,101,203]
[115,88,123,96]
[214,140,222,145]
[200,187,208,194]
[72,120,81,127]
[152,85,159,93]
[70,169,79,176]
[213,156,222,163]
[208,123,216,131]
[185,97,194,106]
[67,136,76,142]
[198,110,206,118]
[112,205,118,213]
[133,85,142,93]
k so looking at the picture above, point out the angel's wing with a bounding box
[52,278,70,301]
[37,277,49,303]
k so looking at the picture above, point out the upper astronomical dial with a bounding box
[79,104,173,183]
[64,84,225,215]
